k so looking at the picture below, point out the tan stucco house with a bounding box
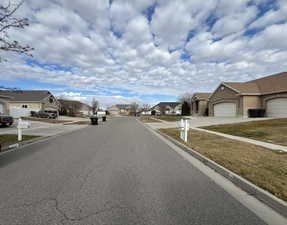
[209,72,287,118]
[0,90,59,118]
[191,93,211,116]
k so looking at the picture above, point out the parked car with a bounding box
[44,110,58,119]
[0,113,13,127]
[31,110,57,119]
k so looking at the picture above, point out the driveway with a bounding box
[148,117,273,129]
[0,117,274,225]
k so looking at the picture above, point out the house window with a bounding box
[22,105,28,108]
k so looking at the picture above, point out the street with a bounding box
[0,117,269,225]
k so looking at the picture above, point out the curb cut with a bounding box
[156,129,287,219]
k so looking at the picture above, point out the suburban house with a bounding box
[151,102,182,115]
[191,93,211,116]
[0,90,59,118]
[107,105,120,116]
[107,104,138,116]
[58,99,92,116]
[209,72,287,118]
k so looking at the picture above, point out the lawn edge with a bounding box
[155,128,287,219]
[0,124,89,156]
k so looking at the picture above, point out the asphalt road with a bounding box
[0,117,268,225]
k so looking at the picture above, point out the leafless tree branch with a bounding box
[0,0,33,62]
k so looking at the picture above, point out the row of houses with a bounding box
[0,90,93,118]
[191,72,287,118]
[108,72,287,118]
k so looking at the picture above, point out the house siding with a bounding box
[209,85,240,116]
[8,102,42,110]
[191,100,208,116]
[242,96,261,117]
[41,95,59,110]
[0,97,9,114]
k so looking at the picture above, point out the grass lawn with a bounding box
[160,128,287,202]
[156,115,187,122]
[139,117,161,123]
[0,134,39,152]
[201,119,287,146]
[22,117,72,124]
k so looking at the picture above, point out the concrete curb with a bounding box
[156,129,287,219]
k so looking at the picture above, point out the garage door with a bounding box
[266,98,287,118]
[214,102,236,117]
[0,104,3,114]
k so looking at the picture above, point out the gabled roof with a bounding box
[222,72,287,95]
[223,82,260,94]
[192,92,212,100]
[0,90,52,102]
[152,102,181,109]
[115,104,132,109]
[58,99,92,110]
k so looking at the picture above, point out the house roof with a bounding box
[153,102,181,109]
[115,104,132,109]
[223,72,287,95]
[58,99,92,110]
[223,82,261,94]
[192,93,212,100]
[0,90,52,102]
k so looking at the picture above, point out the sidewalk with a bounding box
[194,127,287,153]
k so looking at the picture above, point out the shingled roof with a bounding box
[153,102,181,109]
[192,93,212,100]
[223,72,287,95]
[0,90,52,102]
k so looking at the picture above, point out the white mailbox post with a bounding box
[179,119,190,142]
[17,118,30,141]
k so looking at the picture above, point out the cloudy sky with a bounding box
[1,0,287,107]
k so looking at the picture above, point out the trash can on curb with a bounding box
[90,116,98,125]
[102,116,106,122]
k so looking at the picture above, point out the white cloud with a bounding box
[1,0,287,105]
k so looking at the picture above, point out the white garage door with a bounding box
[266,98,287,118]
[0,104,3,114]
[9,107,39,118]
[214,102,236,117]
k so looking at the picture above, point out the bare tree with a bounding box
[141,104,150,112]
[130,102,139,116]
[91,98,99,114]
[178,92,193,104]
[0,0,33,62]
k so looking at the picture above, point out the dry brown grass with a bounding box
[160,128,287,202]
[140,117,161,123]
[202,119,287,146]
[22,117,72,124]
[0,134,39,152]
[156,115,186,122]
